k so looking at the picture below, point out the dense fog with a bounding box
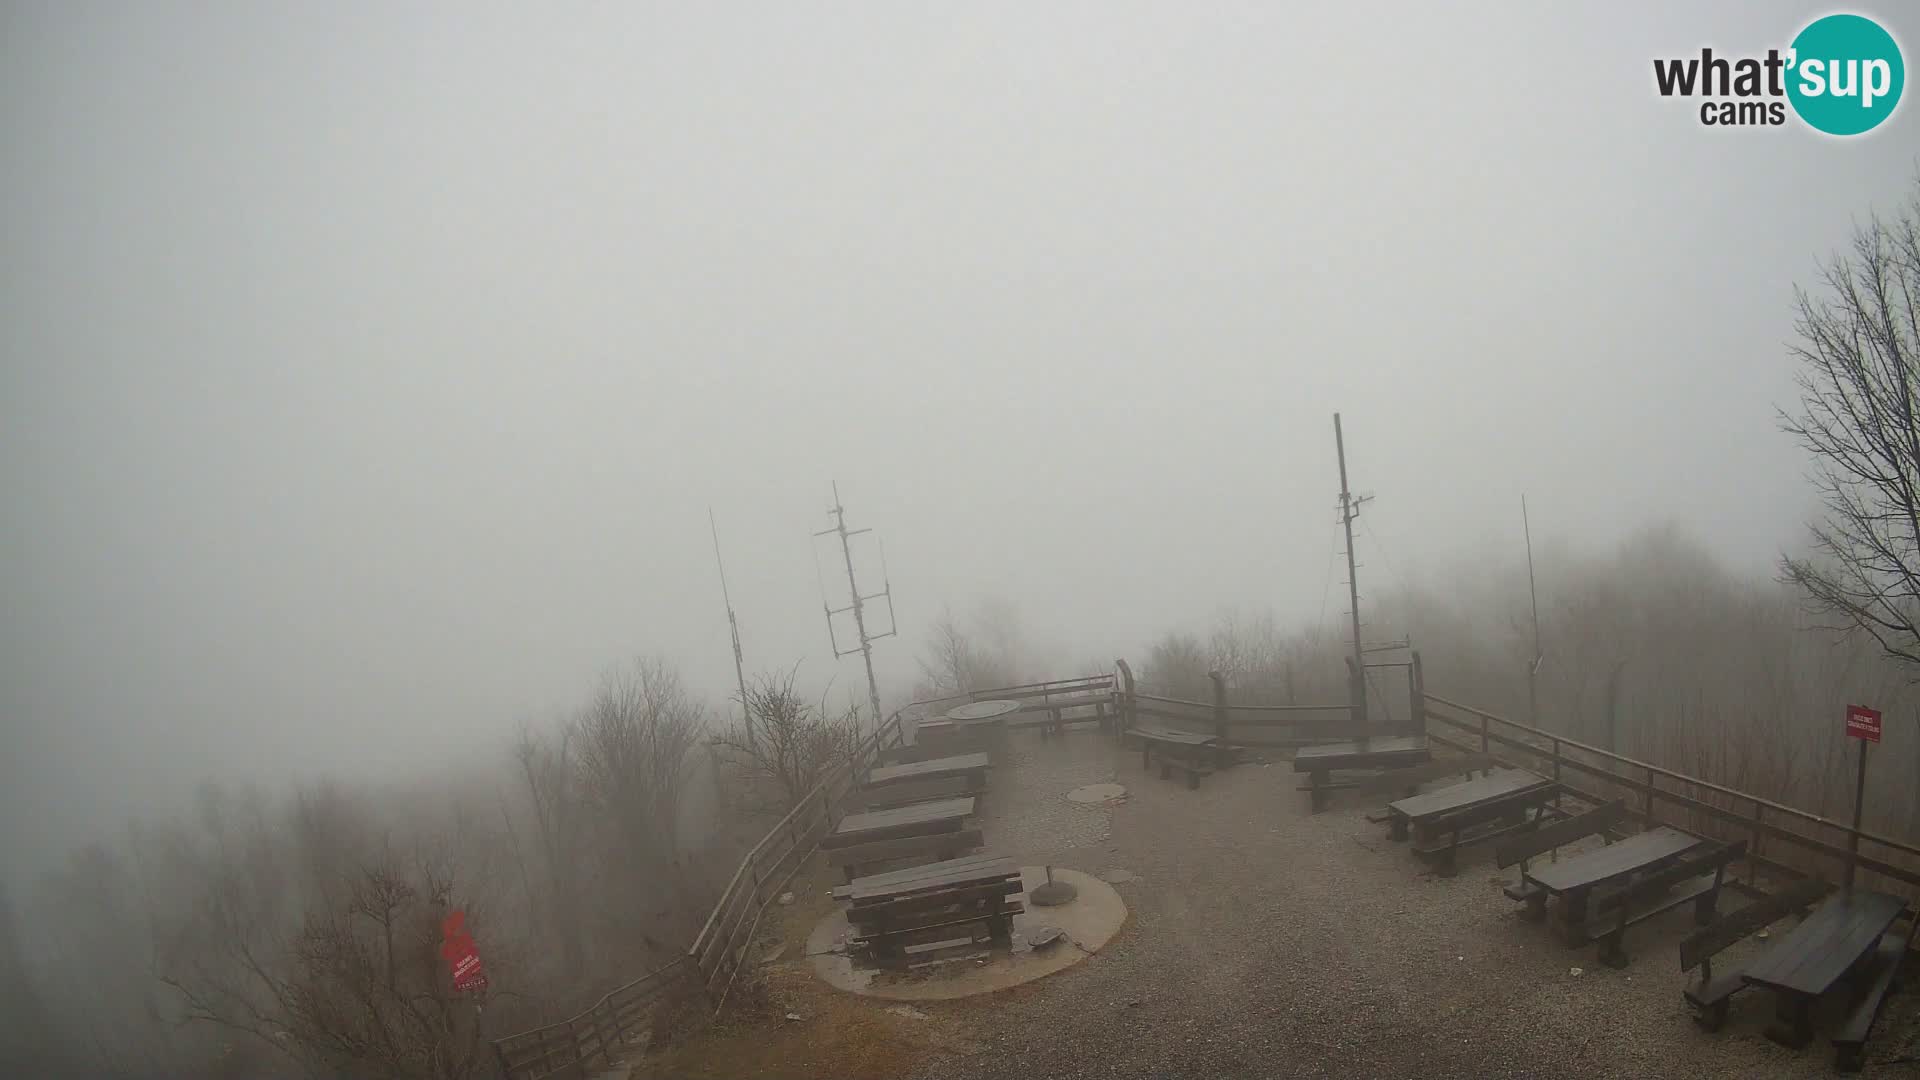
[4,3,1918,1078]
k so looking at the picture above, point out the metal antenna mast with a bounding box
[709,508,755,751]
[1334,413,1373,729]
[813,482,897,730]
[1523,494,1544,727]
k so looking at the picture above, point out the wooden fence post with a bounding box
[1114,658,1136,738]
[1479,712,1490,755]
[1208,670,1229,743]
[1750,800,1764,888]
[1408,651,1426,738]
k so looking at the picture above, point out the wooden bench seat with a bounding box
[1407,784,1562,878]
[1494,799,1626,921]
[826,828,984,883]
[847,874,1025,969]
[841,774,981,812]
[1159,757,1215,789]
[1356,754,1492,799]
[1678,876,1830,1030]
[1584,840,1743,968]
[1503,881,1545,905]
[1832,915,1917,1073]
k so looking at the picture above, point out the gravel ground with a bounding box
[890,730,1920,1080]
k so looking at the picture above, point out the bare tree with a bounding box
[711,666,859,811]
[915,605,1020,695]
[1781,177,1920,669]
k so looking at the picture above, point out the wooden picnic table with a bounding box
[1523,826,1702,944]
[831,854,1016,901]
[1292,735,1432,812]
[1386,768,1550,842]
[839,853,1024,969]
[824,797,974,848]
[1739,888,1906,1049]
[866,752,991,788]
[1127,725,1226,786]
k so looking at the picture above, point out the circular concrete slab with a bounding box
[1066,782,1128,805]
[806,866,1125,1001]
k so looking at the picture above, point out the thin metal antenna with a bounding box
[1334,413,1372,730]
[1523,494,1544,727]
[812,482,898,732]
[709,508,755,751]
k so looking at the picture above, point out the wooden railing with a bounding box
[685,711,907,1008]
[1115,661,1356,748]
[490,960,687,1080]
[1423,693,1920,895]
[489,674,1115,1078]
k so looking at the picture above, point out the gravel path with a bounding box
[899,731,1920,1079]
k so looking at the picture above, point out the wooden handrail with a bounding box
[1423,694,1920,863]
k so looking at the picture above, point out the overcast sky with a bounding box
[3,2,1915,869]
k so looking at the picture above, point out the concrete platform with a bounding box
[806,865,1125,1001]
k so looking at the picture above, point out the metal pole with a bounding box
[829,484,884,732]
[1846,739,1868,891]
[1523,495,1542,728]
[1334,413,1367,729]
[709,508,755,751]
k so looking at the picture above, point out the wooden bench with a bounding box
[1584,839,1743,968]
[843,858,1025,969]
[1028,694,1113,739]
[1678,876,1830,1030]
[826,828,985,883]
[1159,756,1215,790]
[1360,755,1492,822]
[1740,887,1907,1049]
[1129,726,1226,783]
[1833,913,1918,1073]
[1494,799,1628,920]
[1407,782,1561,878]
[841,774,981,812]
[1293,736,1431,813]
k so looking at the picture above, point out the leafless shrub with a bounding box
[711,666,859,812]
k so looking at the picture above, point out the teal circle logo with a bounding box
[1787,14,1905,135]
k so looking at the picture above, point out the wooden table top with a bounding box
[833,854,1018,902]
[832,797,974,839]
[946,700,1022,723]
[867,752,991,786]
[1293,735,1430,770]
[1523,826,1701,894]
[1741,888,1906,997]
[1388,768,1549,821]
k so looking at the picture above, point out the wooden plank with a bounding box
[842,775,979,811]
[1495,799,1627,870]
[823,798,974,848]
[1130,726,1217,746]
[1524,827,1702,894]
[1832,916,1919,1071]
[866,753,991,787]
[832,853,1011,900]
[1293,736,1430,772]
[848,879,1026,926]
[1388,768,1547,823]
[1357,754,1490,796]
[1679,877,1831,972]
[1740,889,1906,997]
[825,829,984,872]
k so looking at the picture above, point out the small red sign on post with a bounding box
[440,910,487,993]
[1846,704,1883,743]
